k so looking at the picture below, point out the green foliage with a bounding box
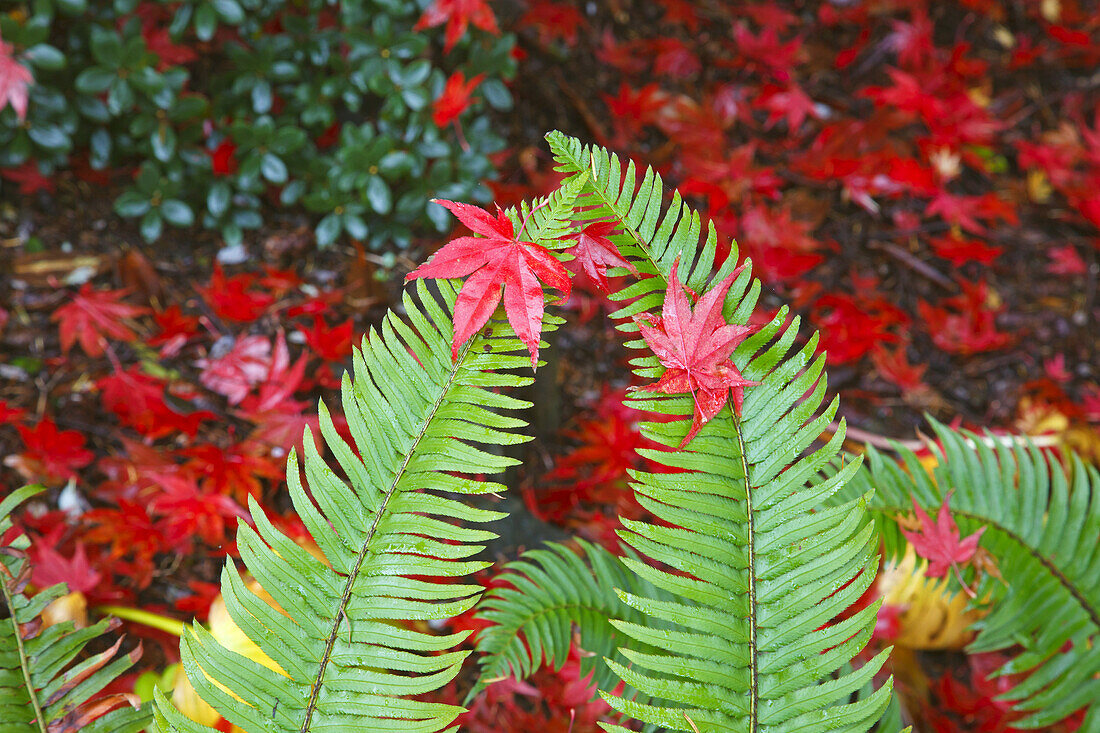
[549,132,893,731]
[0,485,151,733]
[0,0,513,250]
[471,539,669,703]
[833,418,1100,730]
[153,183,580,733]
[137,131,902,732]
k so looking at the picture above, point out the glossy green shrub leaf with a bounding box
[161,199,194,227]
[23,43,65,70]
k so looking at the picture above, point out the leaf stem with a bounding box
[95,605,186,636]
[733,417,759,731]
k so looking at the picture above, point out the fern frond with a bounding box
[549,131,893,732]
[836,418,1100,730]
[470,539,669,702]
[547,130,754,327]
[155,179,581,733]
[1,485,150,733]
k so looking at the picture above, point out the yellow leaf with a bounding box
[880,547,985,650]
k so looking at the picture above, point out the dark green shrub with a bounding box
[0,0,514,251]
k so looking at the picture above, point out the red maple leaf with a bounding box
[899,489,986,585]
[406,199,571,366]
[594,30,648,74]
[886,9,934,70]
[0,162,56,195]
[150,475,245,551]
[0,33,33,121]
[735,205,824,283]
[149,304,201,357]
[98,365,213,438]
[871,343,928,393]
[518,1,584,48]
[632,260,758,448]
[657,0,702,30]
[207,139,237,176]
[82,500,163,589]
[197,264,275,323]
[432,71,484,128]
[237,331,322,453]
[298,314,354,362]
[1047,244,1087,275]
[10,418,94,482]
[564,220,637,292]
[29,540,102,594]
[811,292,907,365]
[649,37,702,78]
[180,442,283,503]
[757,83,821,131]
[724,23,803,81]
[917,279,1012,355]
[0,399,26,423]
[143,26,197,70]
[258,265,303,296]
[52,284,148,357]
[413,0,499,54]
[196,334,272,405]
[928,234,1004,266]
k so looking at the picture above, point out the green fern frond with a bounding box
[549,131,893,732]
[470,539,669,702]
[1,485,150,733]
[836,418,1100,730]
[546,130,754,325]
[154,178,581,733]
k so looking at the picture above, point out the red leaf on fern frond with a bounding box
[632,260,758,448]
[406,199,570,367]
[897,489,985,580]
[564,220,637,292]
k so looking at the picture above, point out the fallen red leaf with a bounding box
[98,366,213,439]
[149,304,201,358]
[0,34,33,120]
[298,314,354,363]
[432,71,484,128]
[917,279,1012,355]
[413,0,498,54]
[10,418,94,482]
[52,284,148,358]
[29,541,102,594]
[196,334,272,405]
[197,264,275,323]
